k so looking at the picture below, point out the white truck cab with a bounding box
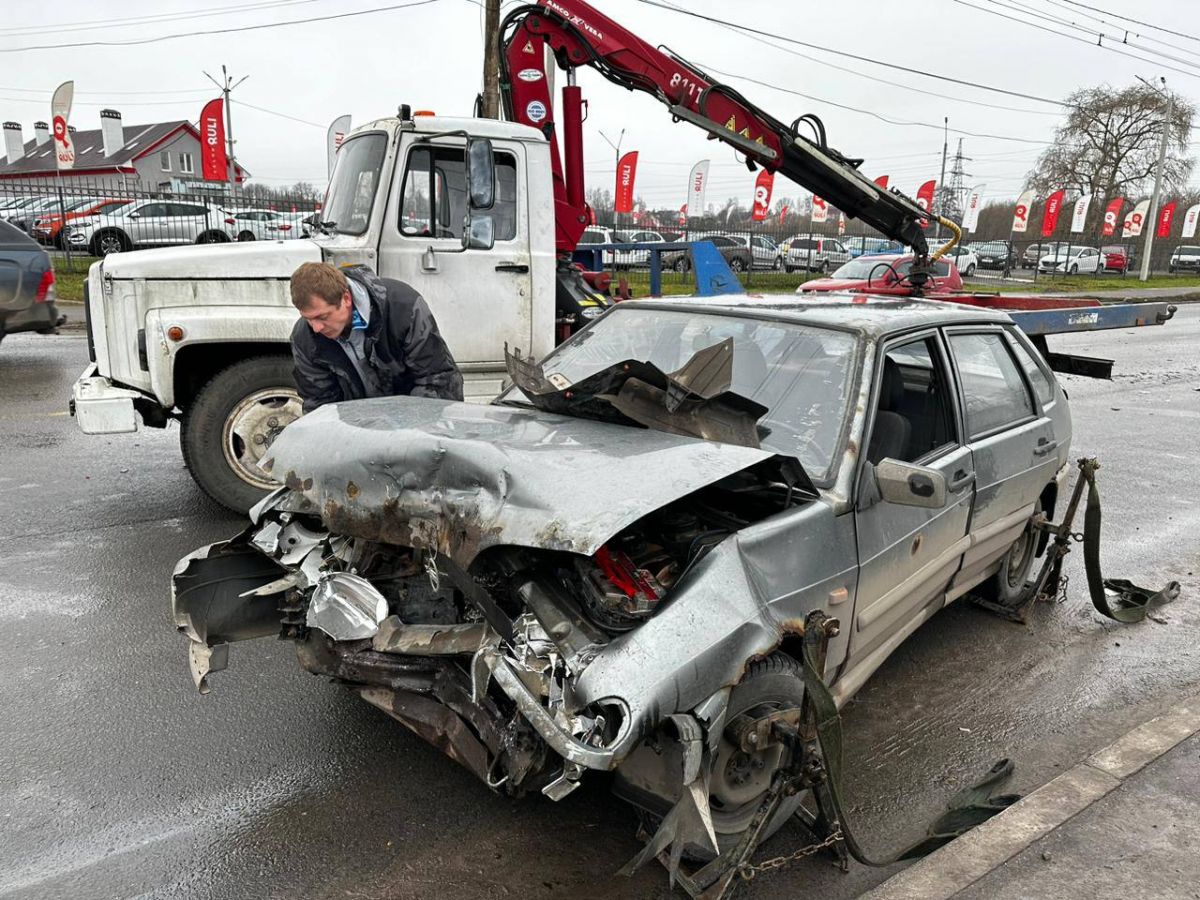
[72,113,561,511]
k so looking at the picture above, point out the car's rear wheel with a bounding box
[814,259,828,274]
[729,257,747,273]
[1069,264,1079,275]
[966,263,977,276]
[196,230,230,244]
[181,356,300,513]
[772,256,783,271]
[673,257,691,273]
[91,230,129,256]
[237,230,256,242]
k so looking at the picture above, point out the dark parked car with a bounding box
[0,219,61,348]
[1168,245,1200,274]
[969,241,1014,270]
[662,234,754,273]
[1021,241,1066,269]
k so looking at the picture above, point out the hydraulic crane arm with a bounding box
[499,0,936,258]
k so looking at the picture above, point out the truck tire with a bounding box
[180,356,301,513]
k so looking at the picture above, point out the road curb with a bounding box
[860,694,1200,900]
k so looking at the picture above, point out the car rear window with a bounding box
[1007,334,1055,407]
[948,332,1036,438]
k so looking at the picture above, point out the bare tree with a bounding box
[1028,83,1194,205]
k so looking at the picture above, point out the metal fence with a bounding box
[0,176,321,273]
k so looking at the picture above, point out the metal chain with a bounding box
[737,829,844,880]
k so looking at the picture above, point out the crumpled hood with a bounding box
[260,396,786,566]
[101,238,323,280]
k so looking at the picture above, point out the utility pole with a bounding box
[935,116,948,240]
[204,66,247,191]
[481,0,501,118]
[1140,77,1171,282]
[599,127,624,227]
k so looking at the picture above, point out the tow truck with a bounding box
[72,0,1174,512]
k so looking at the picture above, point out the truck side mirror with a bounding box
[463,214,494,251]
[873,458,948,509]
[466,138,495,210]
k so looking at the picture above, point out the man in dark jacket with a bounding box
[289,262,463,413]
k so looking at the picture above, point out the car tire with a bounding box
[633,652,809,863]
[180,355,301,513]
[90,229,130,256]
[673,258,691,273]
[196,230,231,244]
[237,231,256,242]
[729,257,747,273]
[814,259,828,274]
[785,265,795,273]
[966,264,976,276]
[981,500,1042,607]
[1169,267,1175,274]
[772,257,782,271]
[1069,264,1079,275]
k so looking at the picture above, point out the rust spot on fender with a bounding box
[346,480,360,500]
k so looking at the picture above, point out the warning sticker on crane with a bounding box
[522,40,537,54]
[517,68,544,82]
[526,100,548,123]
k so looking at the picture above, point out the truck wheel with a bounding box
[180,356,301,513]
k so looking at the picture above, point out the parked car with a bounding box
[613,228,665,267]
[225,209,289,242]
[0,219,60,349]
[854,237,905,257]
[782,235,852,273]
[0,196,43,220]
[6,196,92,233]
[64,198,232,255]
[727,233,782,269]
[1037,246,1102,275]
[1168,245,1200,274]
[1100,245,1132,273]
[1021,241,1068,269]
[946,245,980,277]
[661,234,753,272]
[968,241,1014,271]
[799,254,962,295]
[577,225,616,266]
[173,294,1069,864]
[32,198,129,248]
[263,211,313,240]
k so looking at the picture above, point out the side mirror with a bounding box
[462,214,495,251]
[466,138,496,210]
[874,458,948,509]
[127,212,141,219]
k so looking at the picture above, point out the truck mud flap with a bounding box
[172,533,288,693]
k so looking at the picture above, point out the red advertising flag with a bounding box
[1040,189,1065,237]
[1101,197,1123,237]
[614,151,638,214]
[874,175,889,189]
[778,204,789,225]
[1156,200,1177,238]
[678,203,687,226]
[915,180,936,229]
[751,170,774,221]
[200,97,227,182]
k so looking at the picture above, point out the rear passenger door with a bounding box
[944,328,1055,596]
[851,332,974,665]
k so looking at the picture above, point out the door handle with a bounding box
[1033,437,1058,456]
[948,469,975,491]
[495,262,529,273]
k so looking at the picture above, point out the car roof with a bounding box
[619,293,1012,337]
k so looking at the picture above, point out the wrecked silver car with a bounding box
[173,295,1070,875]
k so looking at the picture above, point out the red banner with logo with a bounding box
[1156,200,1177,238]
[915,180,936,229]
[1101,197,1123,237]
[678,203,687,226]
[778,204,789,225]
[1040,189,1065,237]
[200,97,227,182]
[874,175,889,189]
[751,170,774,222]
[614,151,638,214]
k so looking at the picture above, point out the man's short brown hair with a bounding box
[290,261,348,309]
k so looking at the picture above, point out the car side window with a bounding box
[1006,334,1055,407]
[867,336,957,465]
[136,203,168,218]
[948,332,1035,438]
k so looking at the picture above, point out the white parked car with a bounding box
[225,209,289,242]
[1037,246,1102,275]
[613,228,664,267]
[66,198,232,255]
[946,245,980,277]
[728,233,782,269]
[577,225,616,266]
[264,211,313,240]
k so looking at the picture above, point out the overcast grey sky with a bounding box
[3,0,1198,208]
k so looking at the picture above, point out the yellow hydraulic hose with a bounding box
[929,216,962,263]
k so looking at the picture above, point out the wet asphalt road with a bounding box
[2,311,1198,900]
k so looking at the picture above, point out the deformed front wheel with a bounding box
[180,355,301,513]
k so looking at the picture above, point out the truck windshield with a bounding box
[322,133,388,236]
[516,307,858,483]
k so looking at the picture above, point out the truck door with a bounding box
[378,138,533,400]
[850,332,972,665]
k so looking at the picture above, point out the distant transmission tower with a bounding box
[943,138,971,224]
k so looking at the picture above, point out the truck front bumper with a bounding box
[71,364,141,434]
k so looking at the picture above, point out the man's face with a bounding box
[299,291,353,339]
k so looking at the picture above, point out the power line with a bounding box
[1040,0,1200,61]
[237,100,324,128]
[0,0,442,52]
[630,0,1066,106]
[0,85,210,96]
[1053,0,1200,45]
[0,0,324,37]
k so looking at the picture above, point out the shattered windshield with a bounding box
[511,307,858,483]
